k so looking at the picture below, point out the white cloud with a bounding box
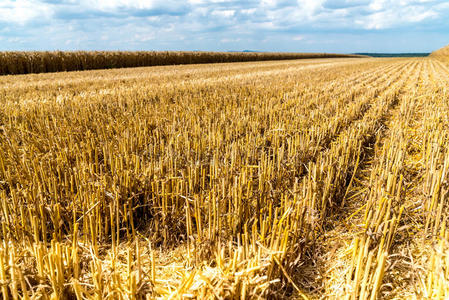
[297,0,325,13]
[369,0,387,11]
[1,0,449,52]
[84,0,170,10]
[133,33,155,42]
[211,10,235,18]
[241,8,257,14]
[0,0,52,24]
[324,0,370,9]
[356,2,439,29]
[220,37,241,43]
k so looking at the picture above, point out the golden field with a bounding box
[0,54,449,299]
[430,45,449,63]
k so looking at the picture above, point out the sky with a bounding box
[1,0,449,53]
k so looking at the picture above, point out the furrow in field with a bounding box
[317,60,425,299]
[266,61,420,297]
[122,60,416,298]
[298,61,407,114]
[432,58,449,76]
[273,61,408,139]
[377,58,449,299]
[286,60,421,297]
[182,61,414,214]
[116,60,415,250]
[319,60,403,96]
[270,61,413,187]
[388,58,449,299]
[300,60,411,167]
[415,59,449,299]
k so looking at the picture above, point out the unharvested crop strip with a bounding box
[256,60,419,297]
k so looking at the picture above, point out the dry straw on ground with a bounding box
[0,50,448,299]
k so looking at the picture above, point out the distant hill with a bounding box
[430,45,449,57]
[355,53,429,57]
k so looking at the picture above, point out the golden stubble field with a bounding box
[0,55,449,299]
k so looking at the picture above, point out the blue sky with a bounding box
[1,0,448,53]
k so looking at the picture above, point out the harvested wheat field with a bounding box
[0,54,449,299]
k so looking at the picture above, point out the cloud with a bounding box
[1,0,449,52]
[356,1,439,29]
[86,0,190,16]
[0,0,52,24]
[211,9,235,18]
[293,35,305,40]
[323,0,370,9]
